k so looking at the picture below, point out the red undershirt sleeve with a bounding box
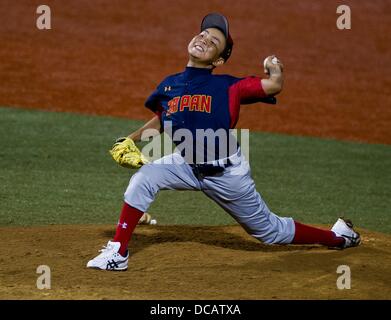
[228,76,268,128]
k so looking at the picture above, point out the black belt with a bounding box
[190,159,232,178]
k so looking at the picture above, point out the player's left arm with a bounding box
[261,55,284,96]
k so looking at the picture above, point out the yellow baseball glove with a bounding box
[109,137,149,169]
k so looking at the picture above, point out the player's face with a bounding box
[188,28,226,64]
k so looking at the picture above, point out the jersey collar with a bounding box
[183,66,213,79]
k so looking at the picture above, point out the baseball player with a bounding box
[87,13,361,271]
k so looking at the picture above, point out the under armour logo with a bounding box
[118,222,127,229]
[164,86,171,92]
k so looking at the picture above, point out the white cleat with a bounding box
[331,218,361,249]
[87,241,128,271]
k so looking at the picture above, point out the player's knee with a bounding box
[124,165,158,200]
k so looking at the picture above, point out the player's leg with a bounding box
[292,218,361,248]
[203,173,345,247]
[87,153,200,270]
[203,167,295,244]
[203,156,359,248]
[115,153,200,254]
[201,154,293,243]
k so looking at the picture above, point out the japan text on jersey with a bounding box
[145,67,273,163]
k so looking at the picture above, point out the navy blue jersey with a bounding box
[145,67,270,163]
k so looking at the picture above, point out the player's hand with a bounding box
[263,55,284,75]
[138,212,157,225]
[261,55,284,96]
[109,137,149,169]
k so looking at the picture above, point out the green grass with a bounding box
[1,106,390,233]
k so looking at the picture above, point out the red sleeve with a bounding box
[228,76,267,128]
[236,76,267,103]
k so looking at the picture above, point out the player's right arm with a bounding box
[128,115,162,143]
[261,56,284,96]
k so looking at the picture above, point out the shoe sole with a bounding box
[87,266,128,271]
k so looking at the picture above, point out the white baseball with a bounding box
[264,56,279,69]
[150,219,157,225]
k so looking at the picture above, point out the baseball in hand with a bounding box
[263,56,279,74]
[264,56,279,67]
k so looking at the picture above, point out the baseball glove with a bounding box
[109,137,149,169]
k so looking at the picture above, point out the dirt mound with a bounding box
[1,224,390,299]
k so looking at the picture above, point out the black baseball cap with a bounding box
[201,13,233,61]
